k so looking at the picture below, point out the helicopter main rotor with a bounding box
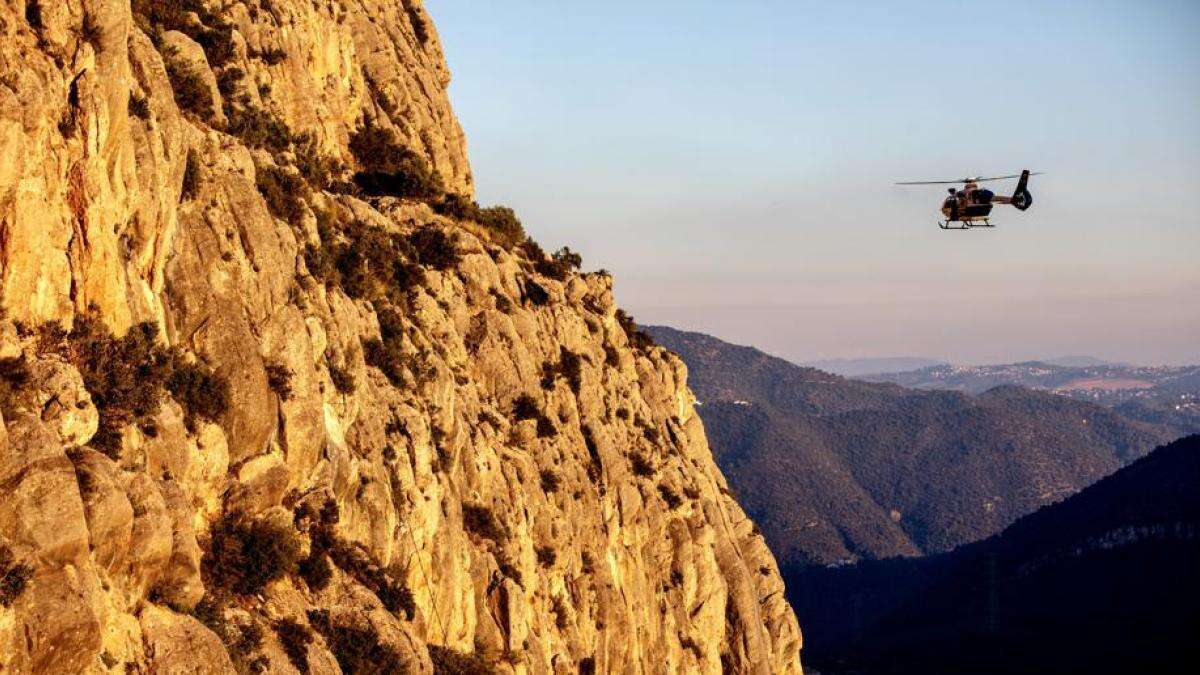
[895,172,1043,186]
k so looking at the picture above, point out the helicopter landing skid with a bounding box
[938,219,992,230]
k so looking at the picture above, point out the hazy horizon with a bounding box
[433,1,1200,366]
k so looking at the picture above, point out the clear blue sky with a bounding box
[430,1,1200,365]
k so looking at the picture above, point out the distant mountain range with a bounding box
[803,355,1124,377]
[787,434,1200,674]
[1040,355,1125,368]
[866,361,1200,436]
[648,326,1179,567]
[802,357,947,377]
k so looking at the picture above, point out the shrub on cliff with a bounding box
[519,239,583,281]
[227,106,293,152]
[205,514,302,596]
[539,469,561,494]
[511,394,541,421]
[264,361,294,401]
[0,543,33,607]
[133,0,236,68]
[523,279,550,306]
[429,646,493,675]
[328,362,356,394]
[541,348,586,394]
[0,357,31,414]
[167,360,230,431]
[129,93,151,120]
[408,227,461,270]
[25,1,43,29]
[349,124,443,199]
[308,610,407,674]
[35,315,228,458]
[630,452,655,478]
[615,309,655,350]
[404,3,430,44]
[462,504,506,544]
[165,58,215,121]
[434,195,525,248]
[256,164,310,225]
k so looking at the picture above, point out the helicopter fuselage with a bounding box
[937,174,1031,229]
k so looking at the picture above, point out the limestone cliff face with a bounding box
[0,2,802,674]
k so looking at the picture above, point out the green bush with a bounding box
[542,348,586,394]
[80,15,103,46]
[512,394,541,421]
[521,240,581,281]
[630,453,655,478]
[615,310,655,350]
[36,314,227,458]
[434,195,525,248]
[462,503,506,544]
[363,306,426,388]
[603,344,621,368]
[294,134,343,190]
[305,216,428,305]
[129,92,151,120]
[408,228,461,270]
[349,124,443,199]
[25,1,43,29]
[658,484,682,509]
[254,47,288,65]
[539,469,561,493]
[216,66,244,101]
[301,499,415,618]
[507,394,556,437]
[328,363,356,394]
[133,1,236,68]
[298,551,332,591]
[325,543,414,619]
[552,596,570,630]
[0,357,31,413]
[362,338,404,387]
[404,4,430,44]
[265,361,294,401]
[205,514,302,595]
[524,279,550,307]
[167,359,230,431]
[429,646,494,675]
[308,610,407,675]
[0,543,33,607]
[552,246,583,272]
[164,57,215,121]
[227,106,293,152]
[256,164,310,225]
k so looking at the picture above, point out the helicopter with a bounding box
[897,170,1040,229]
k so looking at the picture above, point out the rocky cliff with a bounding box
[0,2,801,673]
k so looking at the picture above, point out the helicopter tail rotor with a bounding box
[1011,169,1033,210]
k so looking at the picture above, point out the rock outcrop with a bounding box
[0,1,801,673]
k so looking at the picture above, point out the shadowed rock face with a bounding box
[0,2,800,673]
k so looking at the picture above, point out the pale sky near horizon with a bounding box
[430,1,1199,366]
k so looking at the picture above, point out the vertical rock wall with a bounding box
[0,2,802,673]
